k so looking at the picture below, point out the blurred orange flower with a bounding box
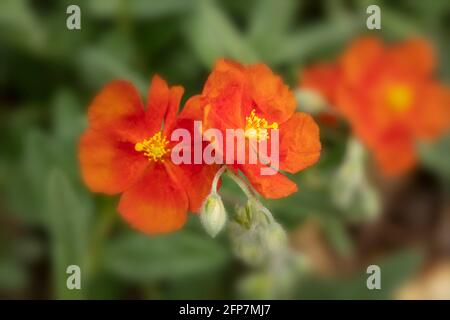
[301,37,450,176]
[193,59,321,199]
[79,76,217,234]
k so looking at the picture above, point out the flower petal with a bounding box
[79,129,148,194]
[373,127,416,176]
[167,117,220,212]
[179,95,204,121]
[389,38,435,77]
[245,63,296,124]
[202,59,246,130]
[413,83,450,140]
[279,112,321,173]
[166,160,219,213]
[300,63,341,103]
[146,75,170,133]
[118,164,189,234]
[340,37,384,85]
[88,81,147,142]
[163,85,184,135]
[239,164,297,199]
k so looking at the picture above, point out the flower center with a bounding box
[386,84,413,113]
[244,109,278,141]
[135,131,170,162]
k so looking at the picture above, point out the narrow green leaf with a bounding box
[271,19,360,65]
[184,0,258,68]
[247,0,298,61]
[86,0,190,19]
[102,230,229,282]
[46,169,91,299]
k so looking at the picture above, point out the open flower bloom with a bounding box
[301,37,450,176]
[79,76,217,234]
[189,59,321,199]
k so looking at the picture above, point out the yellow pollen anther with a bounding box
[135,131,170,162]
[386,84,413,113]
[244,109,278,141]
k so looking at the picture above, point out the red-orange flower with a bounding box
[191,59,321,199]
[79,76,217,234]
[301,37,450,176]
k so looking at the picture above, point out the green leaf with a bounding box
[12,130,55,225]
[86,0,190,19]
[419,136,450,182]
[264,167,342,228]
[0,258,28,292]
[46,169,92,299]
[51,89,86,144]
[323,217,353,257]
[247,0,298,62]
[78,45,146,93]
[0,0,46,53]
[296,249,423,299]
[102,230,229,282]
[271,19,360,65]
[381,9,423,38]
[184,0,258,68]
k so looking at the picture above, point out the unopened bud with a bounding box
[229,220,266,266]
[230,201,288,266]
[263,221,288,253]
[200,192,227,238]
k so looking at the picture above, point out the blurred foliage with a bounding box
[0,0,448,299]
[294,250,423,299]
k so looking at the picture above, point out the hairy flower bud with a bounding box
[200,192,227,238]
[262,221,288,253]
[229,200,288,266]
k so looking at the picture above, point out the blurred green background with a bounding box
[0,0,449,299]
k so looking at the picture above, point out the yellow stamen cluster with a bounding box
[245,109,278,141]
[386,84,413,114]
[135,131,170,162]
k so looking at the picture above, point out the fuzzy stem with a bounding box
[225,169,275,221]
[225,168,255,199]
[211,165,227,194]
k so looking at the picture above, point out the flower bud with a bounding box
[229,201,289,266]
[262,221,288,253]
[229,220,266,266]
[200,192,227,238]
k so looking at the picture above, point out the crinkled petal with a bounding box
[202,59,246,130]
[118,163,189,234]
[239,164,297,199]
[167,117,220,212]
[166,161,219,213]
[87,81,147,142]
[245,63,296,124]
[79,129,148,194]
[279,112,321,173]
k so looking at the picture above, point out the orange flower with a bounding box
[79,76,217,234]
[192,59,321,199]
[301,37,450,176]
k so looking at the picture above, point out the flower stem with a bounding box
[212,165,227,194]
[225,168,255,199]
[226,169,277,223]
